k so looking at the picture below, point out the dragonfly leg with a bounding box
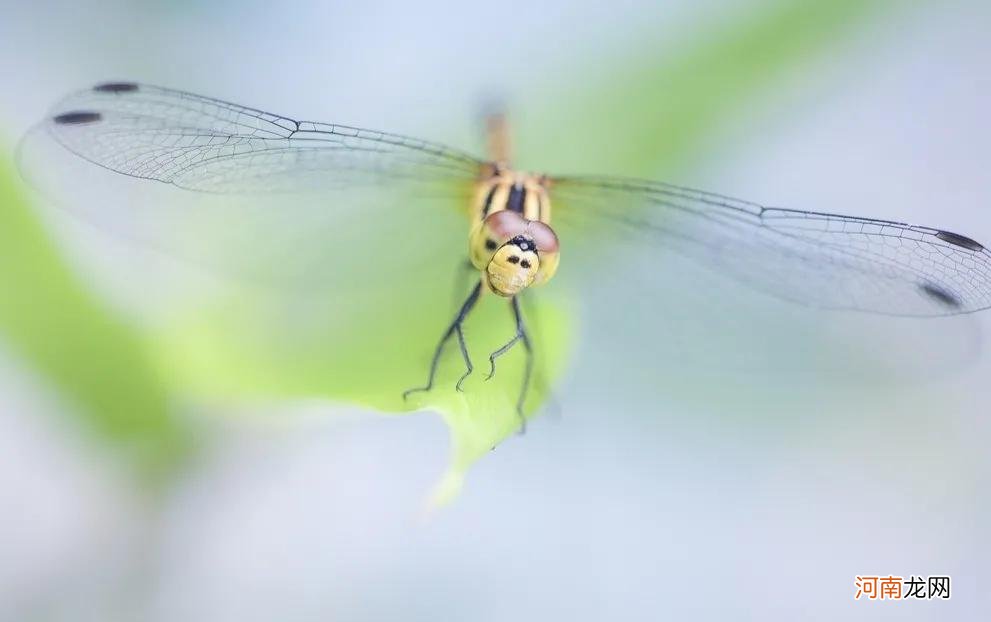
[403,280,482,400]
[485,296,533,433]
[519,294,562,421]
[484,333,521,380]
[451,259,477,311]
[454,323,473,392]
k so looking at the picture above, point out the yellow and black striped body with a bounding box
[468,165,560,297]
[471,166,552,228]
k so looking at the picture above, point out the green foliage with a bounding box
[1,0,894,500]
[522,0,883,176]
[0,157,189,482]
[154,244,571,504]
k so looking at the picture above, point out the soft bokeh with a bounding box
[1,0,988,620]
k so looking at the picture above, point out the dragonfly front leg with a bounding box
[451,259,476,311]
[403,280,482,399]
[485,295,533,432]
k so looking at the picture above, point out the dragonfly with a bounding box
[30,82,991,427]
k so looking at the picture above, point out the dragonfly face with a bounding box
[485,235,540,295]
[469,208,560,296]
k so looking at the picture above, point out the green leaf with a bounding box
[154,256,571,505]
[1,0,893,499]
[521,0,886,176]
[0,153,190,482]
[151,0,890,499]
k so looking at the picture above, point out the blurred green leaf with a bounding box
[155,242,571,504]
[2,0,895,499]
[0,153,189,481]
[152,0,890,498]
[523,0,886,176]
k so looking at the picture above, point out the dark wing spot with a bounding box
[93,82,139,93]
[53,111,102,125]
[935,230,984,252]
[507,256,520,264]
[485,238,498,251]
[919,282,962,309]
[520,260,531,269]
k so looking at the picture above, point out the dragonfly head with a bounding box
[470,211,560,297]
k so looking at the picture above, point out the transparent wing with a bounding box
[550,176,991,317]
[43,82,484,193]
[20,83,485,291]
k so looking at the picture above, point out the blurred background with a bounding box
[1,0,989,620]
